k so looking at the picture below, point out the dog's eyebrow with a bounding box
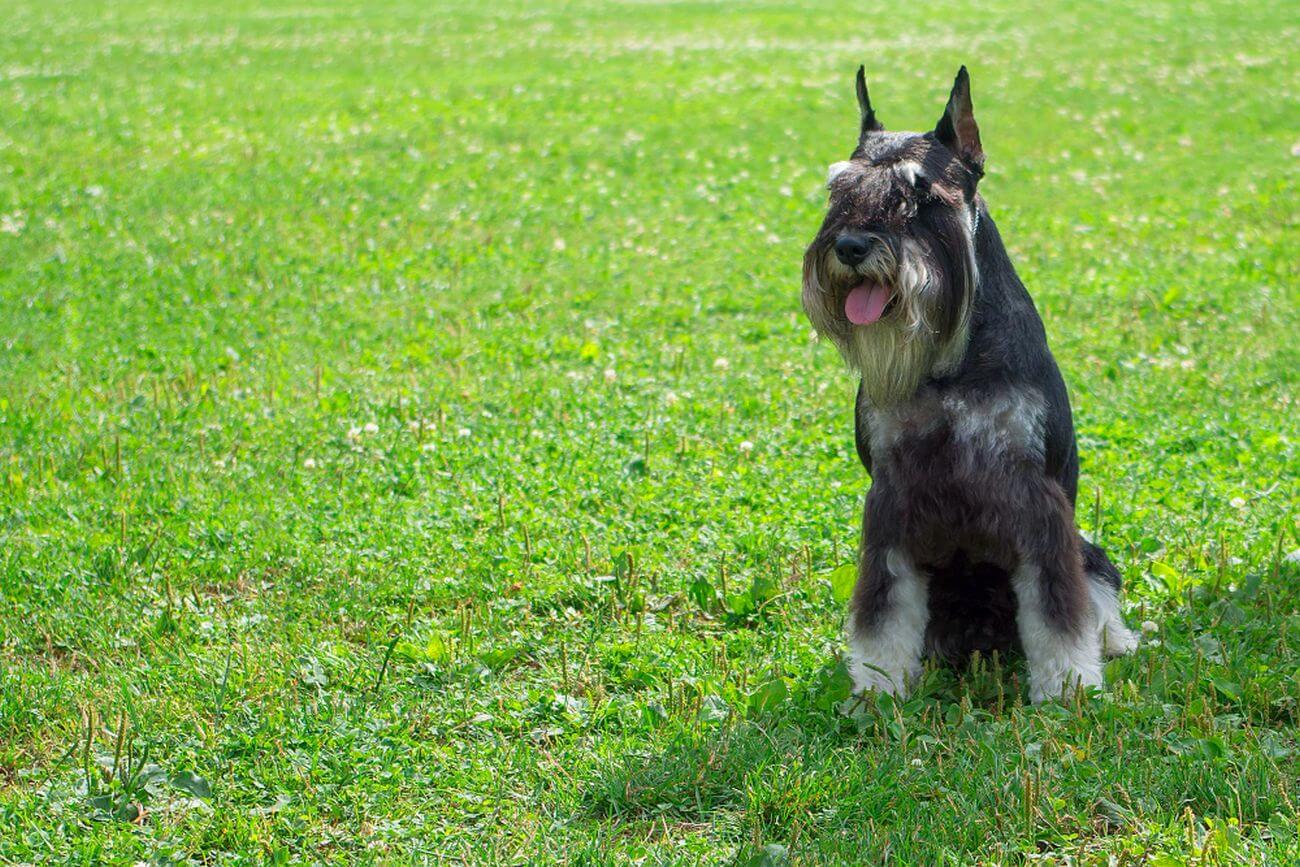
[894,160,926,186]
[827,160,855,184]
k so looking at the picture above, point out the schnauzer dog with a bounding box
[802,67,1137,703]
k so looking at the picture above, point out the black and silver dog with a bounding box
[802,67,1136,703]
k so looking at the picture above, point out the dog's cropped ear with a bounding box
[934,66,984,176]
[856,65,884,139]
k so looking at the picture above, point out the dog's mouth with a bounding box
[844,282,896,326]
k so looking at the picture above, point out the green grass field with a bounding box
[2,0,1297,862]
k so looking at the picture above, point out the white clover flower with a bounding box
[713,357,730,371]
[302,458,317,469]
[664,391,679,407]
[363,422,379,434]
[553,237,566,251]
[603,368,617,383]
[457,428,471,438]
[739,440,754,453]
[1141,620,1159,635]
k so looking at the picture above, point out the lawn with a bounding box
[1,0,1297,862]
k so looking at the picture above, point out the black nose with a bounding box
[834,233,873,266]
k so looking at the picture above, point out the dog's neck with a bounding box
[888,207,1047,407]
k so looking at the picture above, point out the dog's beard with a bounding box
[803,236,972,407]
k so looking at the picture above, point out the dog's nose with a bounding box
[834,233,874,266]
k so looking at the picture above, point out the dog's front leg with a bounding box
[846,539,929,698]
[1011,481,1103,703]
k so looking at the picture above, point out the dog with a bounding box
[802,67,1137,703]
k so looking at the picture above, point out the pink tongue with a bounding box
[844,283,892,325]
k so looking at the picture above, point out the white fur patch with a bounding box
[865,400,940,456]
[1088,577,1138,657]
[846,549,929,697]
[1011,563,1103,703]
[866,386,1045,465]
[945,387,1046,463]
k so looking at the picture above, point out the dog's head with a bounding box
[803,67,986,406]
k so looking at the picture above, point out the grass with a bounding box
[0,0,1297,861]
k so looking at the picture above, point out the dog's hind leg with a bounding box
[1010,480,1103,703]
[846,545,929,697]
[1082,539,1138,657]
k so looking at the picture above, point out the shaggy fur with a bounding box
[802,67,1136,703]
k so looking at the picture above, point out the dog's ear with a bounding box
[856,66,883,138]
[934,66,984,176]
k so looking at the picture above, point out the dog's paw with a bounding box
[1100,621,1139,657]
[847,660,917,698]
[1088,577,1139,658]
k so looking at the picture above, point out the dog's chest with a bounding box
[864,385,1046,477]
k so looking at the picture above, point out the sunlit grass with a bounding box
[0,0,1296,861]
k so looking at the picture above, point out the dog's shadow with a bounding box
[577,653,1048,850]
